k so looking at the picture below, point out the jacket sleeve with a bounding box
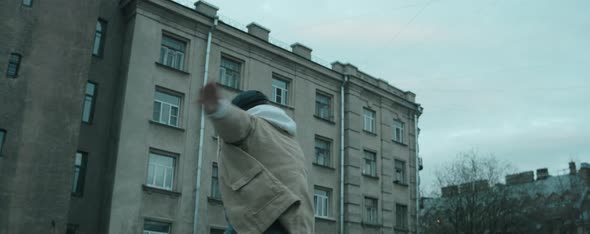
[208,100,254,144]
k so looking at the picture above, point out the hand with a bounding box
[198,82,220,114]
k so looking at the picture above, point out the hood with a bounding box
[247,104,297,136]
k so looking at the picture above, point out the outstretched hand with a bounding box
[198,82,220,114]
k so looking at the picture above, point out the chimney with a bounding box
[580,163,590,185]
[505,171,534,185]
[331,61,345,73]
[246,23,270,41]
[536,168,550,180]
[405,91,416,102]
[290,43,312,60]
[343,63,358,76]
[569,162,577,175]
[441,185,458,197]
[194,1,219,18]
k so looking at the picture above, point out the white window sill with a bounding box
[315,216,337,222]
[142,184,181,197]
[149,120,185,132]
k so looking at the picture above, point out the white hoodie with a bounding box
[210,100,297,136]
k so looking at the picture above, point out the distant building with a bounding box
[421,162,590,234]
[0,0,423,233]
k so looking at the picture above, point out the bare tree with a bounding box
[420,151,522,234]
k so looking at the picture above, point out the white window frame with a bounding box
[271,77,289,105]
[219,56,242,89]
[315,92,332,120]
[364,197,378,224]
[160,35,186,70]
[143,220,171,234]
[314,188,330,218]
[146,152,176,191]
[363,150,377,177]
[314,137,331,167]
[363,108,376,133]
[394,119,405,143]
[153,89,181,127]
[394,160,406,184]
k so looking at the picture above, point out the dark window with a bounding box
[210,163,221,199]
[66,224,79,234]
[82,82,97,123]
[314,137,331,167]
[159,35,186,70]
[72,152,87,196]
[22,0,32,7]
[364,197,378,224]
[363,150,377,177]
[396,204,408,229]
[210,228,225,234]
[143,220,171,234]
[92,20,107,57]
[315,92,332,120]
[219,57,241,89]
[0,129,6,155]
[394,160,406,184]
[6,53,21,78]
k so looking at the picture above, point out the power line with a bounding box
[389,0,438,43]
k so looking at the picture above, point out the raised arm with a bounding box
[198,82,254,144]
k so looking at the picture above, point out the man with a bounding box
[199,82,314,234]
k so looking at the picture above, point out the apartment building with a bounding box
[0,0,423,233]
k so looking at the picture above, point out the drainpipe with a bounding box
[339,75,348,234]
[414,113,420,234]
[194,16,218,234]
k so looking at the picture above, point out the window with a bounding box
[211,163,221,200]
[363,108,376,133]
[396,204,408,229]
[153,89,181,127]
[72,152,87,196]
[147,152,175,190]
[219,56,241,89]
[394,119,405,143]
[364,197,378,224]
[66,224,79,234]
[143,220,171,234]
[6,53,21,78]
[22,0,32,7]
[0,129,6,155]
[82,82,97,123]
[394,160,406,184]
[315,92,332,120]
[159,35,186,70]
[314,137,331,167]
[271,78,289,105]
[363,150,377,177]
[314,188,330,218]
[92,20,107,57]
[210,228,225,234]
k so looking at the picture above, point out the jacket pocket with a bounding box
[230,165,263,191]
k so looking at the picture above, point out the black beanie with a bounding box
[231,90,269,110]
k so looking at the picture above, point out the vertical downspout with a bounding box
[340,75,348,234]
[193,17,218,234]
[414,114,420,234]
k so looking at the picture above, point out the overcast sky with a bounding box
[178,0,590,191]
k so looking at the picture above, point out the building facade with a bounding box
[0,0,423,233]
[420,162,590,234]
